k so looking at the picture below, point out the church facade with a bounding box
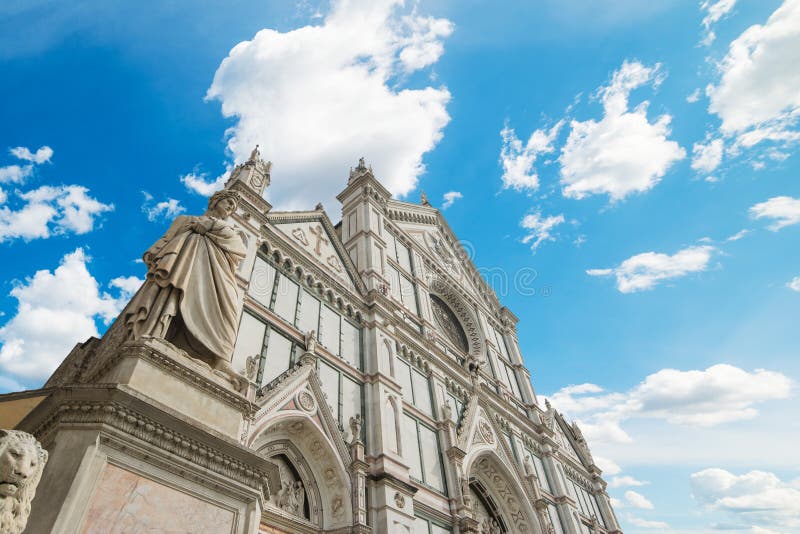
[1,151,621,534]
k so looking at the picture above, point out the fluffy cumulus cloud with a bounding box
[691,138,724,174]
[546,364,793,446]
[0,249,142,383]
[587,245,716,293]
[0,185,113,242]
[499,121,563,191]
[0,145,53,184]
[700,0,737,45]
[520,212,565,253]
[203,0,453,209]
[707,0,800,152]
[624,490,654,510]
[559,61,685,201]
[180,169,227,197]
[9,146,53,164]
[749,196,800,230]
[441,190,462,209]
[141,192,185,222]
[691,468,800,529]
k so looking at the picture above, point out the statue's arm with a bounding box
[143,216,192,266]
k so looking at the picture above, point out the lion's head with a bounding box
[0,430,48,534]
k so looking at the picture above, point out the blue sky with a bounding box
[1,0,799,531]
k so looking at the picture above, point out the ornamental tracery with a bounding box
[430,294,470,353]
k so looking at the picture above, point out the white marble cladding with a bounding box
[221,164,622,534]
[22,160,620,534]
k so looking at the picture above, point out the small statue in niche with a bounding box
[244,355,258,380]
[124,190,247,386]
[349,413,362,443]
[304,330,317,354]
[523,454,536,477]
[0,430,48,534]
[441,400,453,422]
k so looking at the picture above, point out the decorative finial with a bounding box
[248,144,260,163]
[420,190,431,206]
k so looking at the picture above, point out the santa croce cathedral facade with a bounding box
[0,149,622,534]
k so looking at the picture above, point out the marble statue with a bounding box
[0,430,48,534]
[245,355,259,380]
[304,330,317,354]
[249,144,260,162]
[523,454,535,477]
[124,189,247,383]
[441,400,453,422]
[349,414,362,443]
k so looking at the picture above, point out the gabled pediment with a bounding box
[386,200,502,311]
[267,210,365,295]
[457,399,518,475]
[553,412,594,469]
[249,360,351,470]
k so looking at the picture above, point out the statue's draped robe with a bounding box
[125,214,246,364]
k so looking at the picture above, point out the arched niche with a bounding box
[465,451,541,534]
[429,277,485,360]
[249,413,353,530]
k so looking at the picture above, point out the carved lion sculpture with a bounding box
[0,430,48,534]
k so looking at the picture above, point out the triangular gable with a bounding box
[386,200,501,310]
[267,210,365,295]
[553,413,592,469]
[457,399,517,476]
[249,361,351,469]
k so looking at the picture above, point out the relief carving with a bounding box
[0,430,48,534]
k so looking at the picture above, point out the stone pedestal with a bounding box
[7,338,275,534]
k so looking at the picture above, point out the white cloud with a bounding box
[595,456,622,476]
[0,164,32,184]
[691,468,800,529]
[499,121,563,191]
[0,185,113,242]
[109,276,143,299]
[700,0,737,46]
[441,190,462,209]
[749,196,800,230]
[141,192,185,222]
[547,364,792,446]
[686,88,702,103]
[625,490,655,510]
[707,0,800,151]
[726,229,750,241]
[0,145,53,186]
[609,476,649,488]
[9,145,53,164]
[520,212,565,253]
[559,60,685,201]
[788,277,800,292]
[205,0,453,210]
[0,249,140,381]
[587,245,716,293]
[626,515,669,529]
[180,169,227,197]
[691,138,724,174]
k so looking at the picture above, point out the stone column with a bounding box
[350,435,370,532]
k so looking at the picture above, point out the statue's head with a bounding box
[207,190,240,218]
[0,430,48,534]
